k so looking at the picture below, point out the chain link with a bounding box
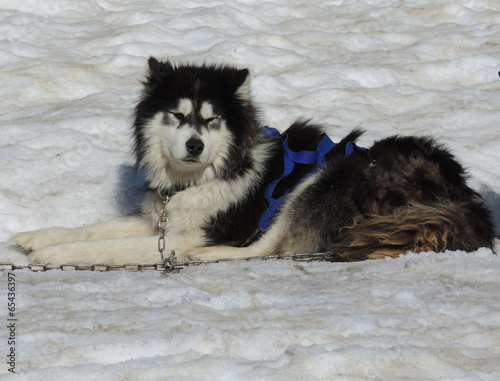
[0,252,343,273]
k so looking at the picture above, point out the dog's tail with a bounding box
[330,201,495,262]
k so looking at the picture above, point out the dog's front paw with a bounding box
[11,228,70,253]
[28,242,96,265]
[181,247,220,262]
[183,245,254,262]
[28,245,68,265]
[183,254,200,263]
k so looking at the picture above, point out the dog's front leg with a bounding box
[25,224,203,266]
[27,236,161,265]
[183,214,312,262]
[11,217,155,253]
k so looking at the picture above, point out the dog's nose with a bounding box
[186,137,204,156]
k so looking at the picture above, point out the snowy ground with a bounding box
[0,0,499,379]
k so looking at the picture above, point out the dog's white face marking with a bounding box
[141,99,234,188]
[200,102,214,121]
[176,98,193,117]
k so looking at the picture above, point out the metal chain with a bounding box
[156,192,180,271]
[157,193,170,264]
[0,252,343,272]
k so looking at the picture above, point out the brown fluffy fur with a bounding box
[332,201,492,261]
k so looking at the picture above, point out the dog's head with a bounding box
[134,57,258,189]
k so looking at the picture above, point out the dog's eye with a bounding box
[204,117,218,125]
[171,112,184,121]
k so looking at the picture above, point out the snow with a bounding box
[0,0,499,379]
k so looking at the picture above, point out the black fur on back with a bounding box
[271,119,327,198]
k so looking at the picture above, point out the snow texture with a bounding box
[0,0,499,379]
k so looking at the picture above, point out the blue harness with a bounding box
[241,127,364,246]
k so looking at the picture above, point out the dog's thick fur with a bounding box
[11,57,494,265]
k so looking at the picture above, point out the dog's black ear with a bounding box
[146,57,172,87]
[148,56,160,71]
[232,68,251,101]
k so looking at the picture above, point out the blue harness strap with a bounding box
[258,127,331,232]
[257,127,364,233]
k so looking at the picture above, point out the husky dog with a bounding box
[12,57,494,265]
